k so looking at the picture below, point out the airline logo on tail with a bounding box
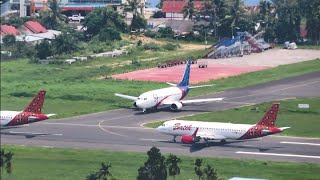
[23,90,46,114]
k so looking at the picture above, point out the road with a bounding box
[1,72,320,163]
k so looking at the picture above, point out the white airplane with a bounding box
[115,60,223,113]
[1,90,56,127]
[157,103,290,145]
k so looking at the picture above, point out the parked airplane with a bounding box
[157,103,290,145]
[0,90,56,127]
[115,60,223,113]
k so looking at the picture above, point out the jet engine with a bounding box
[181,135,200,144]
[133,102,138,108]
[170,102,183,111]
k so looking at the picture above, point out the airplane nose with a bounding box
[135,100,145,109]
[156,126,163,132]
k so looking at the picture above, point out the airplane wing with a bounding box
[46,114,56,117]
[180,98,224,104]
[197,132,226,140]
[114,93,138,101]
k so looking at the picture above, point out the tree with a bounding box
[166,154,181,180]
[203,164,218,180]
[201,0,226,38]
[125,0,146,31]
[83,7,127,40]
[35,39,53,60]
[137,146,167,180]
[0,150,14,174]
[52,30,79,55]
[298,0,320,43]
[158,27,174,38]
[272,0,301,43]
[183,0,196,20]
[39,0,67,29]
[194,158,203,180]
[2,35,16,47]
[86,162,113,180]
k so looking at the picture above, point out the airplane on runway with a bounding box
[157,103,290,145]
[115,60,223,113]
[0,90,56,127]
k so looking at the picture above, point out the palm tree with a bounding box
[203,164,218,180]
[125,0,145,31]
[97,163,112,180]
[39,0,66,29]
[166,154,182,180]
[194,158,203,180]
[183,0,195,20]
[0,150,14,174]
[226,0,246,37]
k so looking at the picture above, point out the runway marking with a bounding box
[8,131,63,136]
[98,120,129,138]
[236,151,320,159]
[140,138,166,142]
[272,135,320,140]
[40,122,151,130]
[280,141,320,146]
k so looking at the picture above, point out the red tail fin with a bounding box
[23,90,46,114]
[256,103,280,127]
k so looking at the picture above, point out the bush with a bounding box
[10,92,34,97]
[162,43,179,51]
[143,42,161,51]
[144,30,157,38]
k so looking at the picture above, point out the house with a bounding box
[161,0,203,19]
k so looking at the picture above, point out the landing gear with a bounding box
[220,139,227,145]
[204,139,210,147]
[172,136,177,143]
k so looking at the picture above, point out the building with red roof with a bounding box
[162,0,203,19]
[23,21,48,34]
[0,25,20,35]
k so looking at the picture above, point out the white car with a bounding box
[68,15,85,22]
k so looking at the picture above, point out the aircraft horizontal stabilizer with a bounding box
[180,98,223,104]
[279,127,290,131]
[114,93,138,101]
[189,84,215,89]
[166,82,177,86]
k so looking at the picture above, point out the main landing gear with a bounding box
[142,107,158,114]
[172,136,177,143]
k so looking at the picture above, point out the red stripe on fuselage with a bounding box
[155,96,170,107]
[177,87,186,100]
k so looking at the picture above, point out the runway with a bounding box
[1,72,320,163]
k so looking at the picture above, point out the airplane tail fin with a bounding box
[177,59,191,87]
[256,103,280,127]
[23,90,46,114]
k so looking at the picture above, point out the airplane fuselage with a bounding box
[157,120,282,140]
[135,86,188,109]
[0,110,48,127]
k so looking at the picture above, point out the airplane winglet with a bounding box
[279,127,290,131]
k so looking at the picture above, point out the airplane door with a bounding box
[153,94,158,103]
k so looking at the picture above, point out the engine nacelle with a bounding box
[133,102,138,108]
[170,102,183,111]
[181,135,194,144]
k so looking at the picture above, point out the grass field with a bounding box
[1,47,319,118]
[1,145,319,180]
[145,98,320,138]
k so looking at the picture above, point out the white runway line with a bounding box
[272,135,320,140]
[280,141,320,146]
[236,151,320,159]
[9,131,63,136]
[140,138,166,142]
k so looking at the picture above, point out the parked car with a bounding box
[68,14,85,22]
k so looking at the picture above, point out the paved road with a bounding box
[2,72,320,163]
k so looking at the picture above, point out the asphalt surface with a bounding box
[1,72,320,164]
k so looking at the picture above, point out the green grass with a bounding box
[1,145,320,180]
[1,47,319,118]
[145,98,320,138]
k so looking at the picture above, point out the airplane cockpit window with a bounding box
[162,123,165,126]
[144,98,147,100]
